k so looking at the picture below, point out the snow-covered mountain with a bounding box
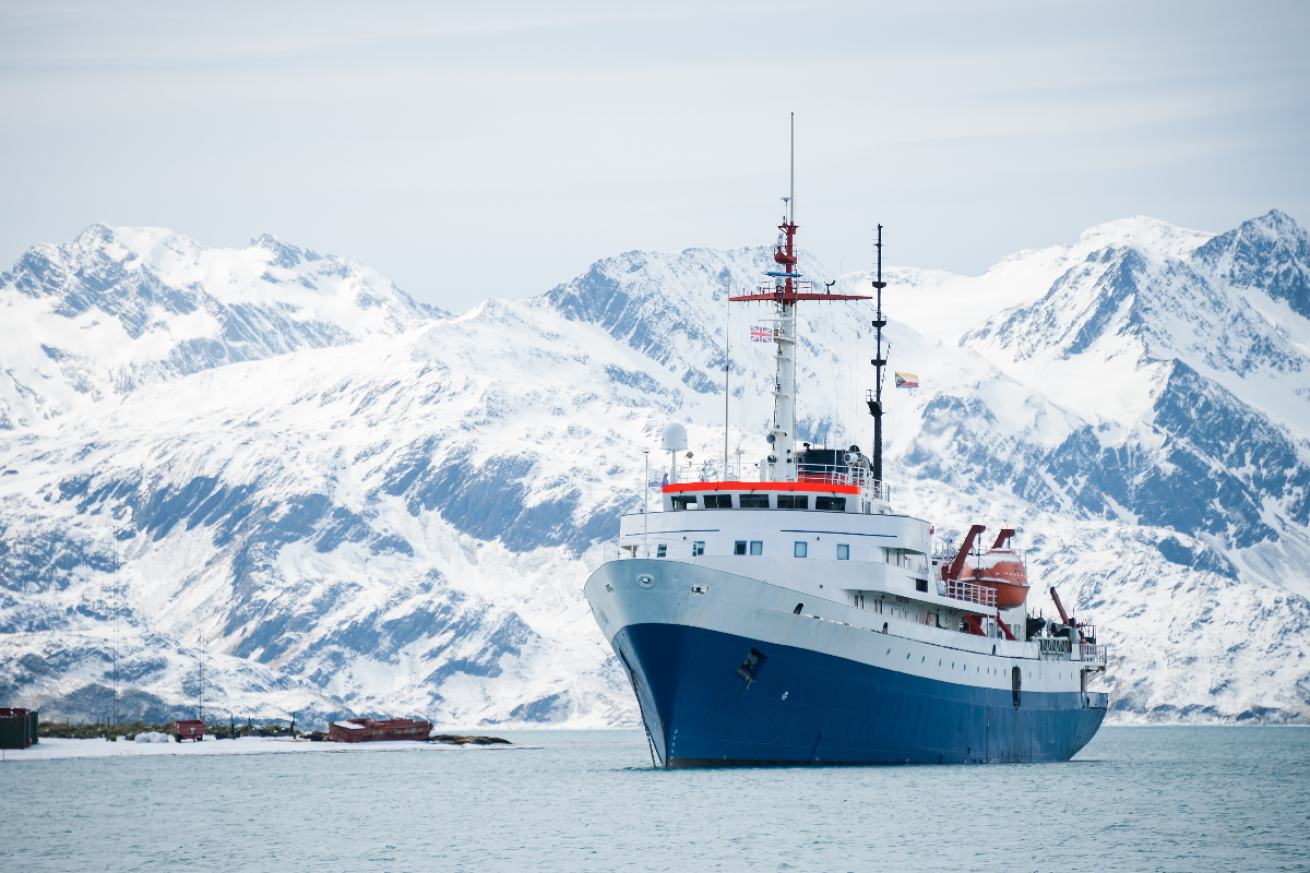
[0,224,440,432]
[1,213,1307,726]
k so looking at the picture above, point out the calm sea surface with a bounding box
[3,727,1308,872]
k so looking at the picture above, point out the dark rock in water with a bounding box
[430,734,511,745]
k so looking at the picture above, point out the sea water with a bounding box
[3,726,1307,872]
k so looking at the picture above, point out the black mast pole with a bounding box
[867,225,887,486]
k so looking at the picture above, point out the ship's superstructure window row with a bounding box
[667,492,851,512]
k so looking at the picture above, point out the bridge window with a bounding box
[704,494,732,509]
[749,541,763,556]
[793,541,808,558]
[670,495,697,510]
[734,540,747,555]
[692,541,705,556]
[837,544,849,560]
[656,544,667,557]
[815,496,846,512]
[739,494,769,509]
[777,494,808,509]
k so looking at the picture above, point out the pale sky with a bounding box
[2,0,1307,312]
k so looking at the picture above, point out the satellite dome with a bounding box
[660,422,689,452]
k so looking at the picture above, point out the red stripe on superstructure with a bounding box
[662,481,860,494]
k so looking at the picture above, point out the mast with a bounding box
[770,113,799,479]
[867,225,887,484]
[723,311,730,476]
[729,113,870,482]
[112,522,119,728]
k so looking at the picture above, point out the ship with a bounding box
[582,116,1109,767]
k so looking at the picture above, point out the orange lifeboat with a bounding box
[942,526,1030,610]
[974,533,1030,610]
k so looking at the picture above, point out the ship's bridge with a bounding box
[660,457,890,516]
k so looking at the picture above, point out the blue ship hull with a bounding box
[613,622,1106,767]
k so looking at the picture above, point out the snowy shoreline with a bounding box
[0,736,538,763]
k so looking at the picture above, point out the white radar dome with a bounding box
[660,422,689,452]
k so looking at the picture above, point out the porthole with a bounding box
[637,574,655,589]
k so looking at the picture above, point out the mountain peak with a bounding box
[1241,208,1303,238]
[251,233,321,269]
[1072,216,1214,262]
[1194,208,1310,318]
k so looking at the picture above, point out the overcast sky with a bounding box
[2,0,1307,312]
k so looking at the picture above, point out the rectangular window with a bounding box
[793,541,808,558]
[749,541,763,556]
[656,544,667,557]
[670,495,697,510]
[692,541,705,556]
[734,540,747,555]
[837,544,850,560]
[704,494,732,509]
[815,496,847,512]
[776,494,809,509]
[739,494,769,509]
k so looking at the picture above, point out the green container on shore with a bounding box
[0,708,32,749]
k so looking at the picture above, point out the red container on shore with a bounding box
[328,718,432,742]
[173,720,207,742]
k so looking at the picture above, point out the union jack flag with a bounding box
[751,325,772,342]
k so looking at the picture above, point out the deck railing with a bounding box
[942,578,997,608]
[666,462,890,502]
[1079,643,1108,665]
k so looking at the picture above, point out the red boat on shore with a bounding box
[328,718,432,742]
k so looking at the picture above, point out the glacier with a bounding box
[1,214,1307,726]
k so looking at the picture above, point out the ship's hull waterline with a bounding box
[586,559,1107,767]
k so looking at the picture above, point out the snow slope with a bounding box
[1,215,1307,726]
